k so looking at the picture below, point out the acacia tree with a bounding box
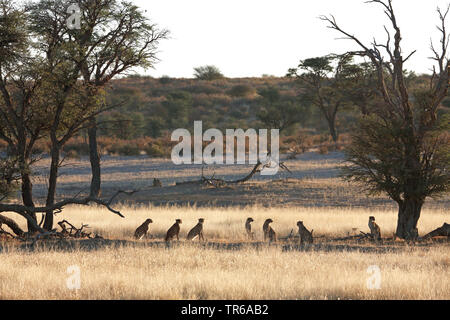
[0,0,52,231]
[26,0,168,230]
[256,86,306,134]
[339,61,378,115]
[194,65,224,80]
[322,0,450,239]
[288,54,355,143]
[0,0,167,234]
[65,0,168,199]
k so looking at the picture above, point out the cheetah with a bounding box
[165,219,182,242]
[187,218,205,241]
[263,219,276,242]
[368,216,381,240]
[297,221,313,244]
[245,217,254,240]
[134,218,153,240]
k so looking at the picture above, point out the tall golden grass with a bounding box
[0,206,448,300]
[4,205,444,240]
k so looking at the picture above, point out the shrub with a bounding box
[159,75,172,84]
[63,141,90,156]
[181,84,221,95]
[145,143,166,158]
[107,144,141,156]
[64,150,81,159]
[193,65,224,80]
[318,144,329,155]
[227,84,255,97]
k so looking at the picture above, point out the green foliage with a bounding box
[63,141,90,156]
[103,112,135,140]
[163,91,193,129]
[159,76,173,84]
[227,84,255,97]
[257,86,281,103]
[342,100,450,202]
[145,117,166,138]
[144,142,166,157]
[257,86,307,133]
[108,144,141,156]
[98,75,382,139]
[0,157,19,201]
[193,65,224,80]
[289,54,367,142]
[0,1,28,67]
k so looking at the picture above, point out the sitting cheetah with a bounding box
[134,218,153,240]
[263,219,276,242]
[368,216,381,240]
[187,218,205,241]
[297,221,313,244]
[165,219,182,242]
[245,217,255,240]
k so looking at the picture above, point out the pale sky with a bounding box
[133,0,450,78]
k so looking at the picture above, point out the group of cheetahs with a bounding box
[134,216,382,243]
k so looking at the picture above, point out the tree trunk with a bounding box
[21,172,38,232]
[395,198,423,239]
[88,118,101,198]
[327,117,338,143]
[43,145,60,231]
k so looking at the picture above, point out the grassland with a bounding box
[0,205,449,300]
[1,243,448,300]
[0,153,448,300]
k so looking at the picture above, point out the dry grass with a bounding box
[0,206,448,300]
[2,205,448,240]
[1,154,448,300]
[0,243,448,300]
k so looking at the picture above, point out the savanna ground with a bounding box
[0,152,448,299]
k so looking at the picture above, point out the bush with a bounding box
[107,144,141,156]
[63,142,90,156]
[318,144,329,155]
[227,84,255,97]
[145,143,166,158]
[181,84,221,95]
[32,141,50,155]
[193,65,224,80]
[64,150,81,159]
[159,76,172,84]
[0,157,20,200]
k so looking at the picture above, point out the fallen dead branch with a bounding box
[29,220,104,246]
[176,157,292,188]
[0,214,25,237]
[0,189,138,236]
[329,231,375,242]
[57,220,103,239]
